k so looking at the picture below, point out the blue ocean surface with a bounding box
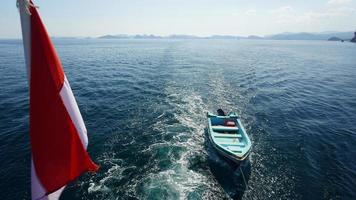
[0,39,355,199]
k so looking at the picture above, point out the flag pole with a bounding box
[18,0,31,82]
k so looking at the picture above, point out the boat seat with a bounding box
[226,146,243,152]
[211,126,238,132]
[213,133,242,138]
[219,142,245,147]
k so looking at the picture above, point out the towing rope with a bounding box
[239,166,250,200]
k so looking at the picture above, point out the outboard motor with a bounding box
[217,109,226,116]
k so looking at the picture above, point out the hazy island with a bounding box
[328,37,343,41]
[97,31,356,42]
[351,32,356,43]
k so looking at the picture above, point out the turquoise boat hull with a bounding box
[207,112,252,163]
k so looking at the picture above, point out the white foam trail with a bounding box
[136,79,230,199]
[147,93,208,199]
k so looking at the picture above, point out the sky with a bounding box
[1,0,356,38]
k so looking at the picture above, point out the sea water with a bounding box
[0,39,355,199]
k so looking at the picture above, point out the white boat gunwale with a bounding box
[207,112,252,163]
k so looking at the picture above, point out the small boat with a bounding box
[207,109,252,163]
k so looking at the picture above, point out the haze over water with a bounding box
[0,39,355,199]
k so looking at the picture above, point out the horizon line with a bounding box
[1,30,355,40]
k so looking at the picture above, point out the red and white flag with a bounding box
[17,1,99,199]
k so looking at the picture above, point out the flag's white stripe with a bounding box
[31,159,64,200]
[18,0,31,82]
[60,76,89,149]
[31,158,45,199]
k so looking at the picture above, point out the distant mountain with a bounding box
[133,34,163,39]
[97,31,356,41]
[98,34,244,40]
[265,31,354,41]
[266,32,318,40]
[167,34,201,39]
[246,35,264,39]
[208,35,242,39]
[328,37,343,41]
[98,34,130,39]
[98,34,163,39]
[351,32,356,43]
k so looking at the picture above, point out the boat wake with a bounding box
[82,42,297,200]
[137,84,227,199]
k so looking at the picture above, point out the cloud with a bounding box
[270,6,294,14]
[301,7,356,21]
[327,0,352,6]
[270,6,296,23]
[245,9,256,15]
[269,5,356,24]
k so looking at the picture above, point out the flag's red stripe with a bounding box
[29,5,98,194]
